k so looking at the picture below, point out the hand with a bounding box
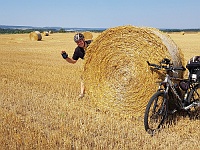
[61,51,68,59]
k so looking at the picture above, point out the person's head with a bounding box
[74,33,85,47]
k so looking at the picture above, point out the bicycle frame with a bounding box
[144,58,200,134]
[158,74,184,111]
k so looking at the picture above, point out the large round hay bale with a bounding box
[83,25,184,116]
[29,31,42,41]
[83,31,93,41]
[43,31,49,36]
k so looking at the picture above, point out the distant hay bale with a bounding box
[181,31,185,35]
[43,31,49,36]
[29,31,42,41]
[83,25,184,116]
[83,31,93,41]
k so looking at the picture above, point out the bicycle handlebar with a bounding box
[146,61,161,69]
[173,66,186,71]
[147,61,186,71]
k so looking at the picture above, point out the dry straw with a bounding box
[29,31,42,41]
[43,31,49,36]
[181,31,185,35]
[83,25,184,116]
[83,31,93,41]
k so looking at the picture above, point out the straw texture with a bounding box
[83,31,93,41]
[43,31,49,36]
[29,31,42,41]
[83,25,184,116]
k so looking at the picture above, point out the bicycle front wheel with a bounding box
[144,91,167,134]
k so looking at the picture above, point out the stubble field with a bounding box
[0,31,200,150]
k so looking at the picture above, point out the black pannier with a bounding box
[186,56,200,82]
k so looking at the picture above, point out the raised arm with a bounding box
[61,51,77,64]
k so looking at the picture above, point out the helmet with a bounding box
[74,33,84,42]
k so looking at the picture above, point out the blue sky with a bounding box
[0,0,200,29]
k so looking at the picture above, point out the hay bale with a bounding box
[83,31,93,41]
[29,31,42,41]
[83,25,184,116]
[43,31,49,36]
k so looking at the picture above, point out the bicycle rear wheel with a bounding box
[144,91,167,134]
[187,83,200,109]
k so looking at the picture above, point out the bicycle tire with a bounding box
[144,91,167,134]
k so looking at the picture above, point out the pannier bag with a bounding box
[186,56,200,82]
[179,80,189,91]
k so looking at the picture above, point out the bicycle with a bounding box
[144,57,200,135]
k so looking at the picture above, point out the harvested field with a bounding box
[0,30,200,149]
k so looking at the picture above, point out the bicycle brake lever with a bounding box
[146,61,150,66]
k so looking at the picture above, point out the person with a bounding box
[61,33,92,98]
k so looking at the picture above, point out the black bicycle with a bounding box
[144,57,200,135]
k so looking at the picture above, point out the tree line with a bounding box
[0,28,199,34]
[0,28,105,34]
[0,28,59,34]
[161,29,200,32]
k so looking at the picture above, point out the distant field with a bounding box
[169,32,200,62]
[0,32,199,149]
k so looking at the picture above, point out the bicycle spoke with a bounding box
[144,91,167,134]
